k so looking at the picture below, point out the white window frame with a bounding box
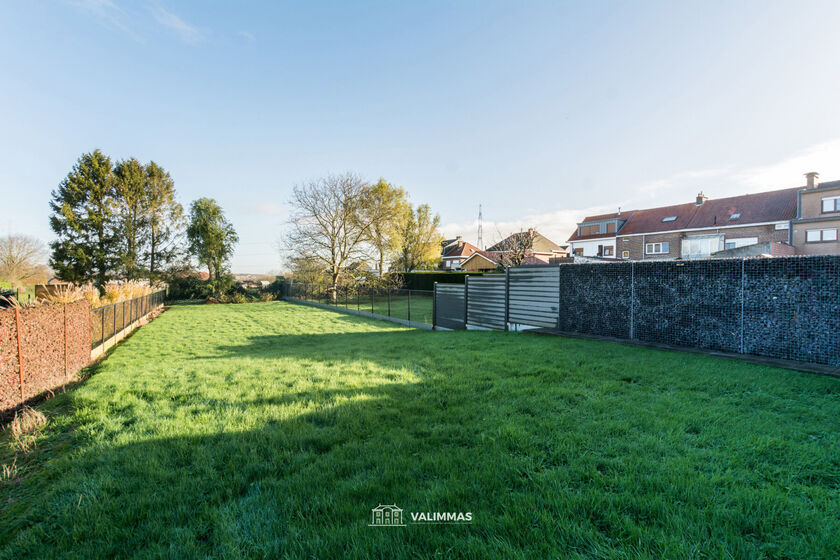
[822,196,840,213]
[621,250,630,259]
[806,228,838,242]
[645,242,670,255]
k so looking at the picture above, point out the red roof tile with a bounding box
[618,188,798,235]
[442,241,481,258]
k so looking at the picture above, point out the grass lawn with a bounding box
[298,293,435,325]
[1,302,839,558]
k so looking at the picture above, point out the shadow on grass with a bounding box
[2,312,839,559]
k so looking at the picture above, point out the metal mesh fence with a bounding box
[90,290,166,350]
[287,283,435,326]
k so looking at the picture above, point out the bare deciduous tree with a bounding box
[286,173,374,300]
[494,228,536,268]
[0,234,48,285]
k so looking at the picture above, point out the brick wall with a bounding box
[616,224,789,260]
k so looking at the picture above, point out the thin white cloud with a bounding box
[242,202,286,217]
[442,205,613,248]
[68,0,143,41]
[733,138,840,191]
[148,3,204,44]
[237,31,256,43]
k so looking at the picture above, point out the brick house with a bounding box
[792,173,840,255]
[568,172,840,260]
[440,236,481,270]
[486,229,568,261]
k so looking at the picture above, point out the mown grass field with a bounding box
[1,302,839,559]
[295,292,435,324]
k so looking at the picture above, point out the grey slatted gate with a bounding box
[466,275,506,330]
[507,265,560,328]
[434,284,466,330]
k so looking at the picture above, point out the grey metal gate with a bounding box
[507,265,560,328]
[466,275,506,330]
[433,283,466,330]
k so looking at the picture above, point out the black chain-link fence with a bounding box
[91,290,166,350]
[287,283,434,326]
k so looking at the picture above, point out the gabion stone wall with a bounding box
[558,262,632,339]
[742,257,840,365]
[633,259,744,353]
[551,256,840,367]
[0,301,91,412]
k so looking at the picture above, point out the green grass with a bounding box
[299,293,435,324]
[1,302,839,558]
[0,282,35,304]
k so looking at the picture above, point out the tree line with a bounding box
[286,172,443,296]
[48,150,238,295]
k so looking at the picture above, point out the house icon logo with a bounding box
[369,504,405,526]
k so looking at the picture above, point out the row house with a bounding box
[568,172,840,260]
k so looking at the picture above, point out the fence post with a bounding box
[504,266,510,331]
[629,262,635,340]
[64,302,69,379]
[740,258,745,354]
[432,283,437,328]
[408,290,411,323]
[101,308,105,348]
[357,288,360,311]
[388,290,391,317]
[113,303,116,345]
[123,301,126,332]
[15,306,24,402]
[464,276,469,329]
[371,288,374,314]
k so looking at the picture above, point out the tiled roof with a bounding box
[486,231,560,252]
[618,188,798,235]
[461,250,502,266]
[566,212,635,242]
[442,241,481,258]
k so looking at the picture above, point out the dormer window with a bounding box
[729,213,741,220]
[662,216,677,222]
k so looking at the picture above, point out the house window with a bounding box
[681,235,723,258]
[580,224,601,236]
[822,196,840,213]
[622,250,629,259]
[603,246,614,256]
[806,228,839,242]
[662,216,677,222]
[573,248,583,256]
[729,213,741,220]
[645,242,670,254]
[606,222,616,233]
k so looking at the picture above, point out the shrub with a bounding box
[167,275,211,301]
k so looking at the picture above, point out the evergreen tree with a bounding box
[49,150,120,285]
[114,158,148,279]
[144,162,184,283]
[186,198,238,295]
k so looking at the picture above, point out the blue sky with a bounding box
[3,1,840,273]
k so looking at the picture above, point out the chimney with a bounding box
[805,171,819,189]
[456,235,463,247]
[617,206,621,216]
[696,191,708,205]
[527,227,535,238]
